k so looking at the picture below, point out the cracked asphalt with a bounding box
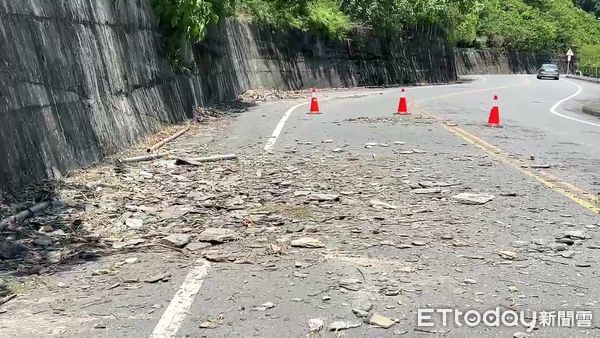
[1,75,599,338]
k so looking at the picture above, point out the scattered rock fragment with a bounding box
[124,257,138,264]
[294,190,311,197]
[285,224,305,233]
[199,321,220,329]
[368,312,396,328]
[353,309,370,318]
[370,200,398,210]
[511,241,527,248]
[32,236,53,247]
[328,321,361,331]
[291,238,325,248]
[399,266,416,273]
[548,243,569,251]
[145,272,172,283]
[254,302,276,311]
[125,218,144,230]
[339,278,362,291]
[309,193,340,202]
[308,319,324,333]
[161,234,191,248]
[563,230,586,239]
[453,193,495,205]
[560,251,575,258]
[498,251,518,260]
[203,250,231,262]
[198,228,237,244]
[185,242,212,251]
[412,188,442,195]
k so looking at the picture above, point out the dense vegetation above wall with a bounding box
[152,0,600,56]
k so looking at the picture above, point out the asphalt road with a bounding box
[176,75,600,337]
[2,75,600,338]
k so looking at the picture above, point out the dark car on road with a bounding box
[537,63,560,80]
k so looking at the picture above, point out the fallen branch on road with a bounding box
[0,201,52,231]
[147,126,190,153]
[175,154,238,166]
[120,152,170,163]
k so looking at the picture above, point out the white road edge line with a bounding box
[263,77,486,152]
[551,80,600,128]
[150,259,211,338]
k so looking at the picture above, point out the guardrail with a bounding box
[566,74,600,84]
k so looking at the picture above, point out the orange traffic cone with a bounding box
[487,95,501,127]
[309,88,321,114]
[396,88,409,115]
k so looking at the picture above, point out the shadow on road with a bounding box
[0,180,105,278]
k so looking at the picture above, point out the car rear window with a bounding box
[542,64,558,69]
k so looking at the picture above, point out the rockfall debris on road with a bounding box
[1,101,599,337]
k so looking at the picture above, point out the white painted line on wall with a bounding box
[550,80,600,128]
[150,259,211,338]
[263,76,487,152]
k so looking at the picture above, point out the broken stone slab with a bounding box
[294,190,312,197]
[353,309,370,318]
[254,302,276,311]
[339,278,362,291]
[412,188,442,195]
[370,200,398,210]
[285,224,305,233]
[453,193,495,205]
[549,243,568,251]
[32,236,54,247]
[328,321,362,331]
[202,250,232,262]
[368,313,396,328]
[563,230,587,239]
[418,181,460,188]
[125,218,144,230]
[124,257,138,264]
[145,272,172,283]
[161,234,191,248]
[309,193,340,202]
[308,319,324,333]
[198,228,237,244]
[185,242,212,251]
[498,250,518,260]
[511,241,527,248]
[560,251,575,258]
[291,237,325,248]
[113,238,146,249]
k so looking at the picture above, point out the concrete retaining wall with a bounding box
[455,49,566,75]
[0,0,456,192]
